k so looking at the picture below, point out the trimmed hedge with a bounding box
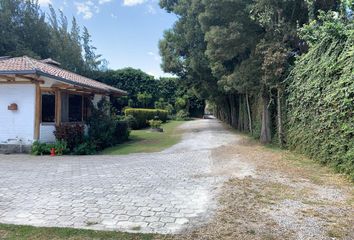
[125,108,168,129]
[287,24,354,180]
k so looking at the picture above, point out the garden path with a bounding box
[0,119,243,234]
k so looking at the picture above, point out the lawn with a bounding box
[103,121,185,155]
[0,224,157,240]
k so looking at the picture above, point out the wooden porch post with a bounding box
[34,83,41,140]
[55,89,62,126]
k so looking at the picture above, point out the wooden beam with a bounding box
[0,81,33,84]
[0,75,15,81]
[55,89,62,126]
[75,91,92,95]
[40,87,56,93]
[0,74,44,84]
[51,83,105,95]
[33,79,45,84]
[15,74,45,84]
[5,75,16,81]
[52,83,72,89]
[34,83,41,141]
[62,87,93,95]
[41,86,92,95]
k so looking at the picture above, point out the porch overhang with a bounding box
[0,70,127,96]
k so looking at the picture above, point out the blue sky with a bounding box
[38,0,177,77]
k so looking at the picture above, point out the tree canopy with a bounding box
[159,0,354,178]
[0,0,103,74]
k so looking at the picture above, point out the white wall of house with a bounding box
[39,124,56,143]
[0,84,35,145]
[0,82,110,145]
[92,94,108,108]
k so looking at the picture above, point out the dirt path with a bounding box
[166,121,354,240]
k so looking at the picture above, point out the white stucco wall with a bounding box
[39,124,56,143]
[92,94,108,108]
[0,84,36,144]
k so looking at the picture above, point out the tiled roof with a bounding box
[0,56,126,95]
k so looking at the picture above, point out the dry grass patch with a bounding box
[163,178,296,240]
[177,131,354,240]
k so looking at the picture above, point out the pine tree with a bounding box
[82,26,102,73]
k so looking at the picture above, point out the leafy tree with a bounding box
[0,1,101,76]
[92,68,159,109]
[19,0,51,58]
[137,92,153,108]
[175,97,187,111]
[159,0,354,177]
[159,0,215,119]
[154,98,174,114]
[0,0,50,57]
[157,77,179,105]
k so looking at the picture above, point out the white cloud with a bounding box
[123,0,147,6]
[75,1,95,19]
[147,71,157,77]
[111,13,118,19]
[122,0,159,14]
[99,0,113,4]
[147,70,174,78]
[146,4,156,14]
[148,52,160,61]
[38,0,52,6]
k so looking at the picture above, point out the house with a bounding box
[0,56,126,153]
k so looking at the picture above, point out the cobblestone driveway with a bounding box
[0,119,237,233]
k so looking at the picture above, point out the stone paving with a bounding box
[0,119,237,234]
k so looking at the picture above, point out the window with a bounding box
[42,93,55,123]
[69,95,83,122]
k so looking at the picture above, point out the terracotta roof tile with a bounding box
[0,56,126,95]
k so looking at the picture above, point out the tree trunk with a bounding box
[229,94,237,128]
[246,92,252,134]
[277,86,285,147]
[237,94,242,131]
[243,95,248,132]
[260,92,272,144]
[186,99,191,114]
[228,97,232,125]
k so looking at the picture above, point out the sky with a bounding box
[38,0,177,77]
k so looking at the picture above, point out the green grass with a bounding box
[0,223,157,240]
[103,121,185,155]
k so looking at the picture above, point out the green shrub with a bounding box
[54,124,85,150]
[124,115,138,129]
[176,110,190,121]
[52,140,69,156]
[88,100,130,150]
[115,120,130,143]
[287,15,354,179]
[148,119,163,129]
[124,108,168,129]
[175,97,187,110]
[72,140,97,155]
[154,98,175,114]
[31,140,69,156]
[31,141,51,155]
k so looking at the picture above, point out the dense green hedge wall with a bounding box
[124,108,168,129]
[286,31,354,179]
